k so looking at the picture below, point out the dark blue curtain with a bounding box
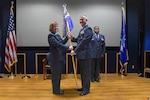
[0,0,13,73]
[0,28,1,73]
[144,0,150,50]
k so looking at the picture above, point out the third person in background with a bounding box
[91,26,106,82]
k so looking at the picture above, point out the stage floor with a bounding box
[0,73,150,100]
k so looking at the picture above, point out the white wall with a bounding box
[16,0,125,47]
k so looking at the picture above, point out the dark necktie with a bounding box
[96,34,99,40]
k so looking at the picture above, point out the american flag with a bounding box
[4,3,17,72]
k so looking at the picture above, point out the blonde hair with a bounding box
[49,21,58,32]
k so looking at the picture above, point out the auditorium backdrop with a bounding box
[0,0,150,74]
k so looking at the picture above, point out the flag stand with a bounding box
[119,65,127,76]
[124,64,127,76]
[22,75,30,80]
[8,66,16,79]
[22,58,30,79]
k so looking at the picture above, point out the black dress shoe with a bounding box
[91,78,95,82]
[53,90,64,95]
[79,91,90,96]
[77,88,83,91]
[95,78,100,82]
[60,90,64,93]
[139,74,143,77]
[123,73,127,76]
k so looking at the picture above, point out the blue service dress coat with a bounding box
[48,33,69,94]
[72,25,94,59]
[48,33,69,62]
[91,33,106,58]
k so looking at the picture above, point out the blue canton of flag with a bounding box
[119,6,129,72]
[62,4,74,37]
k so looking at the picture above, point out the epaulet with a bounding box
[83,26,91,31]
[48,33,55,37]
[86,26,92,31]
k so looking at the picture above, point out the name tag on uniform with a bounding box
[101,37,104,41]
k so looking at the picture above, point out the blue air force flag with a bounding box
[119,6,129,70]
[62,4,74,37]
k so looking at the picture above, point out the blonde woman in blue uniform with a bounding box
[48,21,73,95]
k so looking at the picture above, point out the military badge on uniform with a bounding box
[101,37,104,41]
[80,30,84,34]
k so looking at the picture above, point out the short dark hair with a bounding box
[94,26,99,29]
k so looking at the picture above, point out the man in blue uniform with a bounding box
[91,26,106,82]
[70,15,94,96]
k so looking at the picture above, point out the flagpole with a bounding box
[63,4,78,88]
[66,21,78,89]
[7,1,16,79]
[22,53,30,79]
